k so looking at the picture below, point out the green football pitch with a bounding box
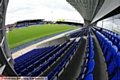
[6,24,78,49]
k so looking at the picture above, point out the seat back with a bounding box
[106,45,118,63]
[84,74,93,80]
[118,42,120,51]
[86,59,95,75]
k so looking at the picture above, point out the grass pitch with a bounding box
[6,24,78,49]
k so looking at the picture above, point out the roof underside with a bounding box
[66,0,120,24]
[66,0,105,21]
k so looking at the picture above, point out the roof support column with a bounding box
[84,19,91,26]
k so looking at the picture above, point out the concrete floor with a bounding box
[58,37,87,80]
[92,35,108,80]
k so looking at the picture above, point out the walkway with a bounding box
[58,37,87,80]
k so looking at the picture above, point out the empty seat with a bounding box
[105,45,118,64]
[15,65,26,74]
[113,39,117,45]
[34,61,40,68]
[103,41,112,56]
[48,57,54,66]
[54,63,62,76]
[47,71,53,80]
[39,57,45,64]
[89,51,94,60]
[118,42,120,51]
[108,61,117,76]
[86,59,95,75]
[27,65,34,72]
[114,52,120,68]
[21,69,28,76]
[41,62,48,71]
[110,70,120,80]
[84,74,93,80]
[31,67,41,76]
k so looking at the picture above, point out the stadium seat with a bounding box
[105,45,118,64]
[21,69,28,76]
[39,57,45,64]
[89,51,94,60]
[41,62,48,71]
[103,41,112,56]
[86,59,95,75]
[118,42,120,51]
[108,61,117,76]
[27,65,34,73]
[47,71,54,80]
[54,63,61,76]
[34,60,40,68]
[114,52,120,68]
[84,74,93,80]
[48,58,54,66]
[110,70,120,80]
[31,67,42,76]
[113,39,117,46]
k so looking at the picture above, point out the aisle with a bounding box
[92,34,108,80]
[58,37,87,80]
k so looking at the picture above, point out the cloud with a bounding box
[5,0,84,25]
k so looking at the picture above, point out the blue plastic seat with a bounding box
[84,74,93,80]
[34,61,40,68]
[54,63,62,76]
[105,45,118,63]
[31,67,41,76]
[113,39,117,46]
[15,65,26,74]
[60,60,67,68]
[41,62,48,71]
[117,34,120,41]
[118,42,120,51]
[21,69,28,76]
[102,38,108,50]
[24,62,31,68]
[48,58,54,66]
[40,57,45,64]
[15,68,21,74]
[110,70,120,80]
[108,61,116,76]
[114,52,120,68]
[89,51,94,60]
[47,72,53,80]
[27,65,34,72]
[103,41,112,55]
[26,73,32,77]
[29,59,36,65]
[86,59,95,75]
[111,37,114,43]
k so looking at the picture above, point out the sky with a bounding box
[5,0,84,25]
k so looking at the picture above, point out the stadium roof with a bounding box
[66,0,120,25]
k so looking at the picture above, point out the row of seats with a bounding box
[70,28,87,38]
[78,32,95,80]
[14,39,76,76]
[26,39,76,77]
[14,46,54,64]
[14,45,60,74]
[93,28,120,80]
[47,37,83,80]
[93,27,120,51]
[102,29,120,51]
